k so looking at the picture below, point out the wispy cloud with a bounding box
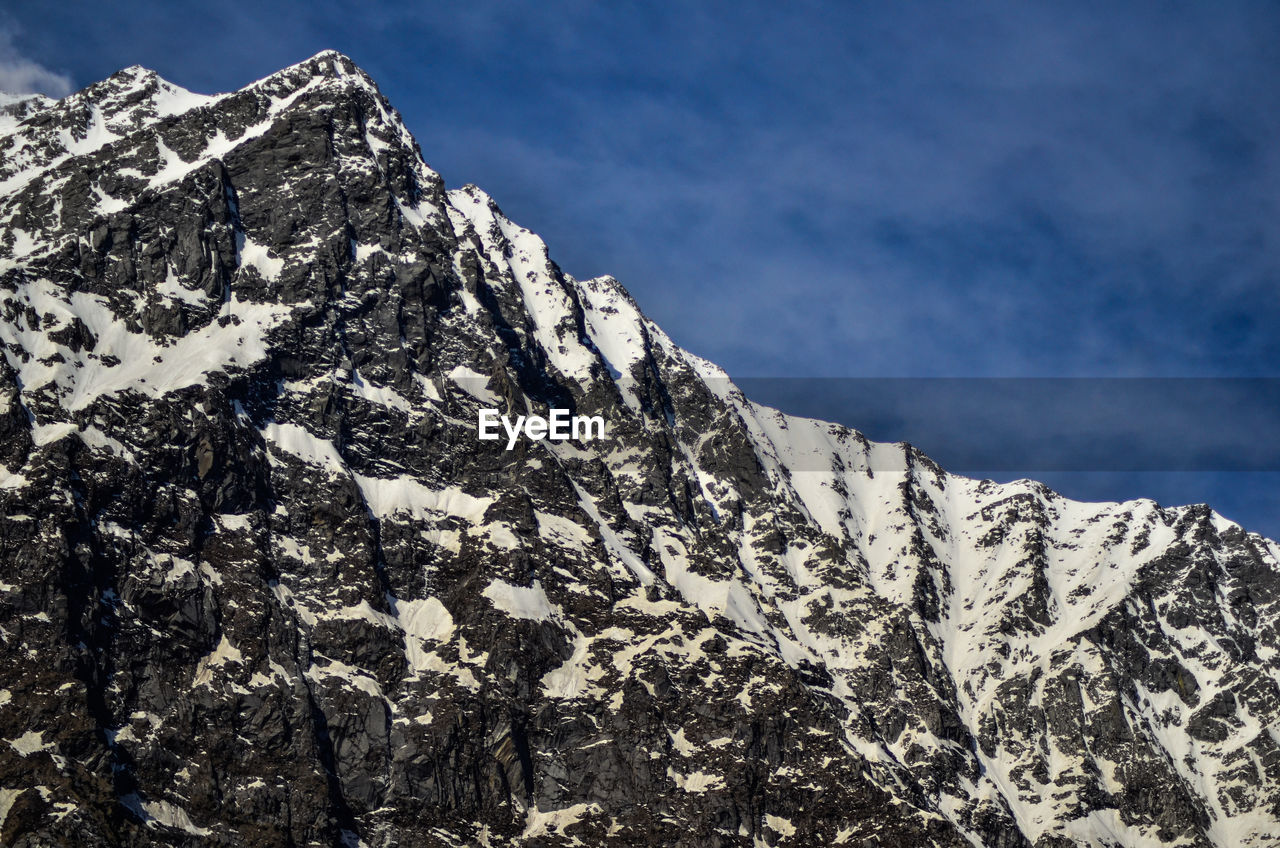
[0,27,70,97]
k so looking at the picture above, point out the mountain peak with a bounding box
[304,47,359,66]
[240,49,381,101]
[48,51,384,138]
[113,64,158,81]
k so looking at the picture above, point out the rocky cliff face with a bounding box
[0,52,1278,847]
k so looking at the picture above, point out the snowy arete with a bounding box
[0,51,1278,848]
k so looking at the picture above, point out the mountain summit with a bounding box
[0,53,1277,847]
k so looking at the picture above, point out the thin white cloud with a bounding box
[0,29,70,97]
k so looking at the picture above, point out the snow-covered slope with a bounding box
[0,52,1277,848]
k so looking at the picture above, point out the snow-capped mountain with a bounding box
[1,52,1277,847]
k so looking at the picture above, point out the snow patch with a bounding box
[482,580,555,621]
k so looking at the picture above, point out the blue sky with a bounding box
[4,1,1280,534]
